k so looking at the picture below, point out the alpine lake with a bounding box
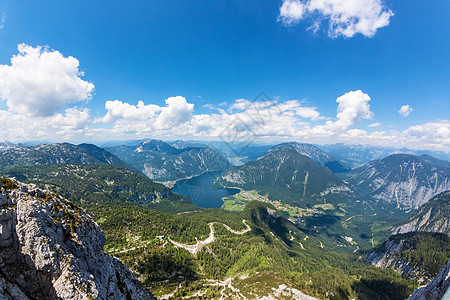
[171,170,239,208]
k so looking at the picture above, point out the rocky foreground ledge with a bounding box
[0,178,155,300]
[407,258,450,300]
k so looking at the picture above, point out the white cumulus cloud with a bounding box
[404,120,450,145]
[51,107,91,131]
[278,0,394,38]
[315,90,373,132]
[99,100,161,123]
[398,104,413,117]
[0,44,94,117]
[279,0,307,26]
[335,90,373,127]
[0,44,94,142]
[155,96,194,129]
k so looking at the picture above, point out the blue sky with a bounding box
[0,0,449,151]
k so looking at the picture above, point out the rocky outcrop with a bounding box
[366,236,425,281]
[407,258,450,300]
[365,232,450,284]
[0,178,155,300]
[392,191,450,235]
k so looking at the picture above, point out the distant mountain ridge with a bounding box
[319,143,450,168]
[107,139,230,181]
[136,139,183,155]
[215,145,351,207]
[0,142,134,171]
[343,154,450,209]
[0,141,19,150]
[169,140,207,150]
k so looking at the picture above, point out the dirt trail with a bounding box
[222,219,251,235]
[170,219,251,255]
[109,241,152,254]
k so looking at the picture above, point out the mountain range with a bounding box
[1,164,189,209]
[318,143,450,168]
[215,144,351,207]
[106,140,230,181]
[0,142,134,171]
[1,139,449,299]
[343,154,450,209]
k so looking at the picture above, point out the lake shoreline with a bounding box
[171,170,239,208]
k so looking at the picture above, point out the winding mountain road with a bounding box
[169,219,251,254]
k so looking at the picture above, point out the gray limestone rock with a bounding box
[0,178,155,300]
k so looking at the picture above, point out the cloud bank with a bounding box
[0,44,448,152]
[279,0,394,38]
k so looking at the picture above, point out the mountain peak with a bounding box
[344,154,450,209]
[268,142,350,173]
[135,139,180,155]
[216,145,350,207]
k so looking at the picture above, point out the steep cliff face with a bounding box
[392,191,450,235]
[407,258,450,300]
[0,178,154,300]
[366,238,423,280]
[344,154,450,209]
[365,232,450,283]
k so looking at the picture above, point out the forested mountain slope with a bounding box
[215,145,351,207]
[0,142,134,171]
[1,164,193,212]
[271,142,350,173]
[366,232,450,283]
